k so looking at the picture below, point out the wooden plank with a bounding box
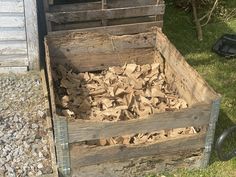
[70,133,206,167]
[44,0,52,32]
[46,4,165,23]
[40,68,59,177]
[0,66,27,73]
[71,150,203,176]
[24,0,40,70]
[48,31,156,57]
[108,0,158,8]
[0,27,26,41]
[155,29,219,104]
[0,54,28,67]
[52,21,102,31]
[52,49,154,72]
[49,21,162,36]
[0,41,27,55]
[0,13,25,28]
[68,104,211,143]
[108,16,161,26]
[50,1,101,12]
[0,0,24,13]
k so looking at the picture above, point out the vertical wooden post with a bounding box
[44,0,52,32]
[102,0,108,26]
[24,0,40,70]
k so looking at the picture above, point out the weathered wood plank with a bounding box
[155,29,219,104]
[48,31,156,57]
[24,0,40,70]
[49,21,162,36]
[46,5,165,23]
[0,41,27,55]
[0,0,24,13]
[0,13,25,28]
[108,0,159,8]
[71,150,203,177]
[68,104,211,143]
[70,133,206,167]
[0,27,26,41]
[0,54,28,67]
[40,68,59,177]
[50,1,101,12]
[0,66,27,73]
[52,49,154,72]
[52,21,102,31]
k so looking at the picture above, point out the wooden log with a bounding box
[46,5,165,24]
[70,133,206,167]
[68,104,211,143]
[0,54,28,67]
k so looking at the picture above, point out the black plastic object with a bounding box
[213,34,236,58]
[215,125,236,161]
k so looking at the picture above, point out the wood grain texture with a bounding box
[155,29,219,104]
[68,104,211,143]
[50,1,101,12]
[0,66,27,73]
[24,0,40,70]
[0,27,26,41]
[53,49,154,72]
[49,21,162,36]
[0,54,28,67]
[40,68,59,177]
[0,0,24,13]
[0,41,27,55]
[46,4,165,23]
[48,31,156,56]
[0,13,25,28]
[70,133,206,167]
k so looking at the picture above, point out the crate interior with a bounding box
[46,27,219,171]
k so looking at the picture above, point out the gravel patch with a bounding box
[0,72,53,177]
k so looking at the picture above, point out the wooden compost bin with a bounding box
[45,24,221,177]
[44,0,165,32]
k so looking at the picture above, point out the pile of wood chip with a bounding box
[54,62,188,122]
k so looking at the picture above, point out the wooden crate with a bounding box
[45,23,220,176]
[43,0,165,32]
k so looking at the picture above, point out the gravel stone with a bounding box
[0,73,53,176]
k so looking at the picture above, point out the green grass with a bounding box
[152,0,236,176]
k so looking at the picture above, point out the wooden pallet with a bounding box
[45,23,221,176]
[43,0,165,32]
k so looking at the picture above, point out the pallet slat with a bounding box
[68,104,211,143]
[70,133,206,167]
[47,5,165,24]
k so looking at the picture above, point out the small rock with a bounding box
[37,110,46,119]
[31,123,38,129]
[37,163,44,169]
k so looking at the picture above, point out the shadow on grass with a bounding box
[163,0,236,165]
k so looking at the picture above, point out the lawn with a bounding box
[151,0,236,176]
